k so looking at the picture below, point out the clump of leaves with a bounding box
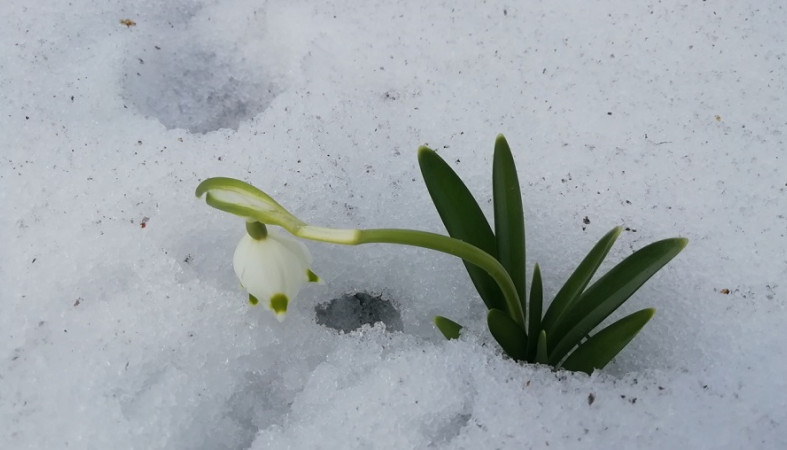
[422,135,687,374]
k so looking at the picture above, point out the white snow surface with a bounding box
[2,0,786,448]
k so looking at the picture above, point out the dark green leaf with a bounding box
[560,308,655,374]
[418,146,505,311]
[434,315,463,340]
[549,237,687,364]
[527,263,543,360]
[493,134,526,321]
[542,227,621,335]
[535,330,548,364]
[488,309,528,361]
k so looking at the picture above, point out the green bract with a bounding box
[196,134,687,375]
[420,135,687,374]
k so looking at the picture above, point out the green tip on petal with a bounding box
[270,293,289,320]
[249,294,259,306]
[307,269,321,283]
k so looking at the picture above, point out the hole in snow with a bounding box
[315,292,404,333]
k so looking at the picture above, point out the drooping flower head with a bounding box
[233,222,320,321]
[196,177,361,320]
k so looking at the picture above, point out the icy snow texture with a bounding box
[1,0,786,448]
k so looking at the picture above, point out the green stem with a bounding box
[295,226,523,327]
[355,228,524,328]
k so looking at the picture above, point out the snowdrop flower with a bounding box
[196,176,516,322]
[233,221,320,321]
[196,176,517,323]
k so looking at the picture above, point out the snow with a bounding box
[2,0,786,448]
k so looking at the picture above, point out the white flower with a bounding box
[233,226,320,321]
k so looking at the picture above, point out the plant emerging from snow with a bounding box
[196,135,686,374]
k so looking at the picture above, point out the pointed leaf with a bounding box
[418,146,505,311]
[535,330,548,364]
[434,316,463,340]
[493,134,527,321]
[488,309,528,361]
[549,237,687,364]
[560,308,655,374]
[542,227,621,335]
[527,263,543,360]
